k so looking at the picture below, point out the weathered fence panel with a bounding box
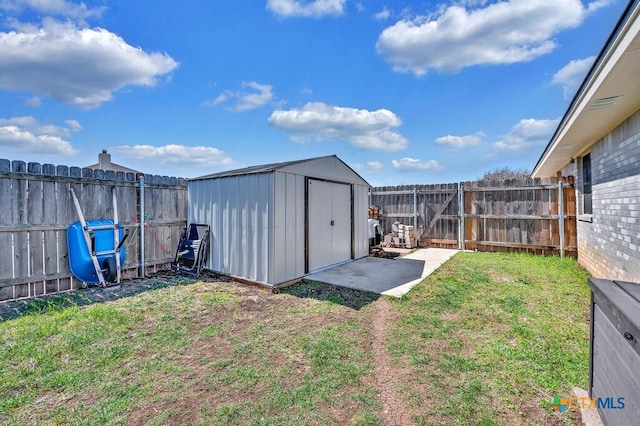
[370,177,576,256]
[463,177,576,256]
[370,184,460,249]
[0,158,188,302]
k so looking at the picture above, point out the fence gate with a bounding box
[369,183,460,249]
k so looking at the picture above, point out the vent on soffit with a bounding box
[588,95,623,111]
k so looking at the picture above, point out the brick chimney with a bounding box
[98,149,112,170]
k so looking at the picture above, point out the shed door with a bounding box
[308,179,352,271]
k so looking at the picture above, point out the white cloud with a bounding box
[366,161,384,171]
[493,118,559,151]
[268,102,408,151]
[110,144,234,166]
[26,95,41,106]
[374,7,390,20]
[64,119,82,132]
[552,56,595,99]
[202,91,232,107]
[376,0,590,75]
[436,131,485,148]
[355,161,384,172]
[266,0,346,18]
[587,0,614,13]
[235,82,274,112]
[0,116,79,155]
[0,19,178,108]
[203,81,273,112]
[0,116,82,137]
[0,0,105,20]
[391,157,442,171]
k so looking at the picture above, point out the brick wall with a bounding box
[567,109,640,282]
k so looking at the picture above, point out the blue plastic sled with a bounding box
[67,219,126,284]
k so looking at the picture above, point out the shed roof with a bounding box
[532,0,640,177]
[190,154,370,186]
[192,157,314,180]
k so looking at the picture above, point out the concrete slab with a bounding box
[382,248,458,297]
[304,248,458,297]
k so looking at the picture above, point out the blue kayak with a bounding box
[67,219,126,284]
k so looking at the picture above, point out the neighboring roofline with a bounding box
[189,155,370,187]
[532,0,639,177]
[86,162,141,174]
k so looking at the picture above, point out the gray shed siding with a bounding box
[353,184,369,259]
[189,173,274,284]
[561,109,640,282]
[271,171,305,284]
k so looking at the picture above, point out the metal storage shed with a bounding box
[188,155,371,287]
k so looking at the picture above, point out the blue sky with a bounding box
[0,0,627,185]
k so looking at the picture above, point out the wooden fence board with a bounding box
[43,174,58,294]
[13,162,29,286]
[28,164,45,296]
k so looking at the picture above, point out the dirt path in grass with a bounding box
[372,297,414,426]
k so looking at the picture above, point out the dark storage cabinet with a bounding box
[588,278,640,426]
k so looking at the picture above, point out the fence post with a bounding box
[558,181,564,258]
[413,187,418,233]
[459,183,465,250]
[139,175,146,277]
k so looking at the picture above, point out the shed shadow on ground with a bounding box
[0,271,228,322]
[279,281,380,310]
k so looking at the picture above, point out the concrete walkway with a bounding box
[304,248,459,297]
[382,248,459,297]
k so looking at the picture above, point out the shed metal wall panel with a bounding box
[353,184,369,259]
[271,172,305,284]
[188,174,273,284]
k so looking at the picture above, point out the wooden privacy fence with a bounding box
[0,159,188,302]
[370,177,576,256]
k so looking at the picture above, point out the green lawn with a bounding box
[0,282,380,425]
[0,252,591,425]
[388,252,590,425]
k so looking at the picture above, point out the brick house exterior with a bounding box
[533,1,640,282]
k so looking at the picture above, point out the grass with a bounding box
[388,252,590,425]
[0,252,591,425]
[0,281,380,425]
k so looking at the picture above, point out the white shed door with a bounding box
[308,179,351,271]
